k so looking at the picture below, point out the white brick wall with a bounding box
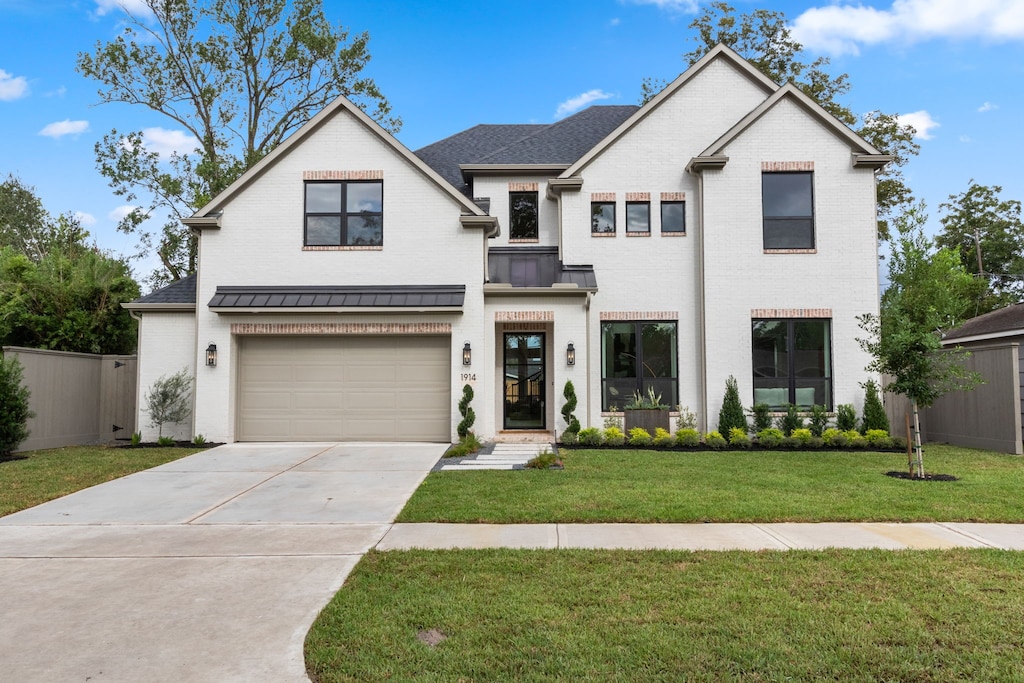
[135,312,196,441]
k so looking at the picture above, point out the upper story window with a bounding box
[591,202,616,234]
[660,201,685,234]
[304,180,383,247]
[509,191,539,240]
[762,172,814,249]
[626,202,650,234]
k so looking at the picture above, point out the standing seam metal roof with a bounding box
[207,284,466,309]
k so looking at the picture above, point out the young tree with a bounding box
[936,180,1024,314]
[77,0,400,287]
[717,375,749,435]
[858,204,983,477]
[145,368,194,439]
[0,355,33,456]
[860,379,889,434]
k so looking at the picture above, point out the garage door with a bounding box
[237,336,451,441]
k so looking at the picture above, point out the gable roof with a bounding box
[943,302,1024,344]
[123,274,196,310]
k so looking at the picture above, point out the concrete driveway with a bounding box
[0,442,446,682]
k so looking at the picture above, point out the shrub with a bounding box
[157,436,176,447]
[561,380,580,435]
[790,428,814,446]
[757,428,785,448]
[844,430,868,448]
[728,427,751,448]
[145,367,193,439]
[628,427,653,446]
[130,431,142,446]
[891,436,908,450]
[445,432,483,458]
[560,429,579,445]
[603,426,625,446]
[457,384,475,439]
[675,428,700,447]
[835,404,858,432]
[603,414,624,430]
[829,431,850,447]
[865,429,893,448]
[861,379,890,434]
[808,436,825,449]
[717,376,749,435]
[776,404,804,436]
[749,403,773,432]
[653,427,675,447]
[0,355,33,456]
[808,404,830,437]
[822,428,842,446]
[578,427,603,446]
[526,449,562,469]
[705,431,727,449]
[192,433,206,446]
[675,405,697,431]
[625,386,669,410]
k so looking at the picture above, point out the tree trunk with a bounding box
[912,399,925,478]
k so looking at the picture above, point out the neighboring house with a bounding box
[124,44,890,444]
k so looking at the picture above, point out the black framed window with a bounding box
[626,202,650,233]
[752,318,832,409]
[601,321,678,410]
[305,180,383,246]
[509,191,539,239]
[762,172,814,249]
[660,201,685,233]
[591,202,615,234]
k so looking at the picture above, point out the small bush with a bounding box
[192,433,206,446]
[846,431,868,448]
[653,427,675,447]
[457,384,475,439]
[822,428,841,446]
[861,379,890,434]
[829,431,850,447]
[526,449,562,469]
[757,428,785,448]
[791,428,814,446]
[728,427,751,448]
[808,436,825,448]
[705,431,727,449]
[676,428,700,447]
[145,367,193,439]
[891,436,908,450]
[445,432,482,458]
[578,427,603,446]
[776,404,804,436]
[130,431,142,446]
[560,429,579,445]
[675,405,697,431]
[602,414,624,430]
[157,436,176,447]
[836,404,858,432]
[749,403,773,433]
[0,355,33,456]
[717,376,749,436]
[842,429,863,442]
[808,405,830,437]
[628,427,653,446]
[865,429,893,448]
[603,426,626,446]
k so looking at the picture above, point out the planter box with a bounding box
[624,409,670,434]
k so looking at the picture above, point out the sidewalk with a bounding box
[378,522,1024,551]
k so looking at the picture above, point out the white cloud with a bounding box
[555,89,616,119]
[0,68,29,101]
[133,127,201,159]
[38,119,89,138]
[45,85,67,98]
[93,0,154,18]
[792,0,1024,56]
[625,0,699,13]
[960,135,973,143]
[108,205,145,222]
[75,211,97,226]
[978,101,999,112]
[609,17,621,26]
[897,110,940,140]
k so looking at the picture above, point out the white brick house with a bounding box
[125,44,889,443]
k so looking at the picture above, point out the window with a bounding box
[660,201,685,234]
[305,180,383,246]
[591,202,615,234]
[626,202,650,233]
[762,172,814,249]
[509,191,539,240]
[601,321,678,410]
[751,319,832,409]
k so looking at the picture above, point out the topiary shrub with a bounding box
[676,428,700,447]
[776,404,804,436]
[757,428,785,448]
[705,431,727,449]
[628,427,653,446]
[717,376,749,436]
[0,355,33,456]
[457,384,475,439]
[835,404,858,432]
[603,426,625,446]
[728,427,751,448]
[145,367,192,440]
[578,427,602,446]
[861,379,890,434]
[561,380,580,436]
[808,405,829,437]
[653,427,675,447]
[749,403,773,433]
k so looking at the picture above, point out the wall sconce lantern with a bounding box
[566,341,576,366]
[462,341,472,366]
[206,343,218,367]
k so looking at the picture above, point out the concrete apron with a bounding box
[0,442,447,683]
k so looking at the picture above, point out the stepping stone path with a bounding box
[439,443,556,471]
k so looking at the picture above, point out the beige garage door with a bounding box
[237,336,451,441]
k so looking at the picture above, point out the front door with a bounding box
[503,333,545,429]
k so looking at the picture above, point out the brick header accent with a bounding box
[591,192,615,202]
[591,232,616,238]
[626,232,651,237]
[625,192,650,201]
[750,308,832,319]
[509,182,539,192]
[495,311,554,322]
[302,245,384,252]
[660,192,686,201]
[302,170,384,180]
[600,311,679,321]
[501,323,550,331]
[231,323,452,335]
[761,161,814,172]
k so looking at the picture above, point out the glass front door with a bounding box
[503,333,545,429]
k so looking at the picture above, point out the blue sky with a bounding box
[2,0,1022,282]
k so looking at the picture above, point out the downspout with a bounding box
[696,172,708,434]
[585,291,593,429]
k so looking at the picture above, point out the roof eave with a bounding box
[459,163,571,180]
[209,306,464,315]
[181,215,221,230]
[942,329,1024,345]
[121,302,197,312]
[546,177,584,199]
[461,214,501,238]
[685,155,730,174]
[852,154,895,169]
[483,283,597,297]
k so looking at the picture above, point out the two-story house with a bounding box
[125,44,890,444]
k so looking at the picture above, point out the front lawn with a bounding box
[397,445,1024,523]
[306,548,1024,682]
[0,445,201,516]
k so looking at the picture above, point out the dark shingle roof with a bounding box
[488,246,597,290]
[944,302,1024,342]
[133,274,197,304]
[414,105,639,196]
[208,285,465,309]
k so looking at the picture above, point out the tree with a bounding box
[647,2,918,241]
[561,380,580,435]
[936,181,1024,315]
[145,368,193,439]
[857,204,983,477]
[860,379,889,434]
[717,375,749,435]
[0,355,33,456]
[77,0,400,287]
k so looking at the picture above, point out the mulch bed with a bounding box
[885,471,959,482]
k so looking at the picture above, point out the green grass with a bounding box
[307,548,1024,682]
[0,445,201,516]
[397,444,1024,523]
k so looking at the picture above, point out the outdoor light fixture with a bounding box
[566,341,576,366]
[206,343,217,367]
[463,341,472,366]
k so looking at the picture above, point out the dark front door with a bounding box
[503,333,545,429]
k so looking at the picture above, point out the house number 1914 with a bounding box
[460,373,476,382]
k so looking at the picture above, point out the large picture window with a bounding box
[305,180,383,246]
[509,191,539,240]
[752,318,832,409]
[762,172,814,249]
[601,321,678,410]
